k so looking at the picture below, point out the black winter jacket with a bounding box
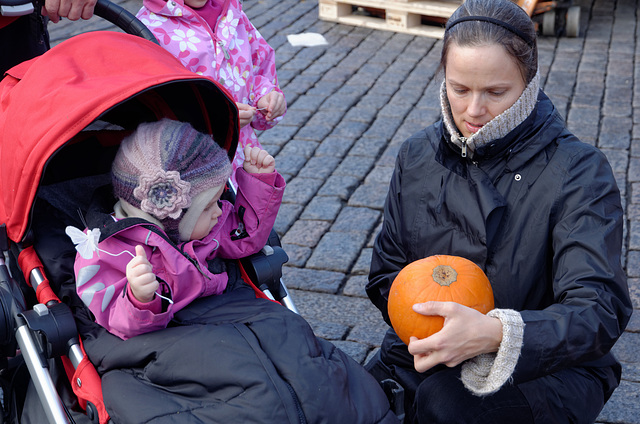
[367,92,632,407]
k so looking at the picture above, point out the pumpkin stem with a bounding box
[432,265,457,286]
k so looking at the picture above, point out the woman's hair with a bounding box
[440,0,538,84]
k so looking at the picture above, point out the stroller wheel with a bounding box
[565,6,580,37]
[542,10,556,37]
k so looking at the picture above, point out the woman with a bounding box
[365,0,632,423]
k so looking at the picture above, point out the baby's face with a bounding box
[190,185,225,240]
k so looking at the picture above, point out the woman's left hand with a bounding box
[256,91,286,121]
[407,301,503,373]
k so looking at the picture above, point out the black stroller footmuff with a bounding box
[86,275,394,423]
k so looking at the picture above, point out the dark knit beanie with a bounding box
[112,119,231,243]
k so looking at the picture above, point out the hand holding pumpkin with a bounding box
[387,255,500,373]
[407,301,503,373]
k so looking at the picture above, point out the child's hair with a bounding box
[112,118,232,243]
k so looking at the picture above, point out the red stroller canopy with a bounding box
[0,31,239,243]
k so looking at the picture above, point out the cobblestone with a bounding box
[282,219,331,247]
[306,231,368,272]
[331,206,380,234]
[343,274,370,297]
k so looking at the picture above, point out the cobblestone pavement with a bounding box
[48,0,639,422]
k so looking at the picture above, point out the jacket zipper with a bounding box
[177,2,230,64]
[218,41,231,60]
[140,224,210,278]
[284,380,308,424]
[460,137,468,158]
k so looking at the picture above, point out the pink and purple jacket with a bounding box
[74,169,285,340]
[136,0,286,180]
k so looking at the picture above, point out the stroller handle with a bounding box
[93,0,160,45]
[0,0,159,44]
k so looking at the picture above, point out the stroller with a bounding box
[0,2,399,423]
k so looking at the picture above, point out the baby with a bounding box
[72,118,285,339]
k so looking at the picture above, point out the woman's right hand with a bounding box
[126,245,159,303]
[236,103,256,128]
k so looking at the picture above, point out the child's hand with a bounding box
[236,103,256,128]
[126,245,159,303]
[256,91,286,121]
[243,146,275,174]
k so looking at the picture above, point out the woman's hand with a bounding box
[42,0,97,23]
[236,103,256,128]
[256,91,286,121]
[407,301,503,373]
[243,146,275,174]
[126,245,159,303]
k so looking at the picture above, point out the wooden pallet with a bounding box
[318,0,462,39]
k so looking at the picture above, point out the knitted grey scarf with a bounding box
[440,71,540,158]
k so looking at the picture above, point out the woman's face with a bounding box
[445,43,527,138]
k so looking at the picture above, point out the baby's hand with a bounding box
[236,103,256,128]
[243,146,275,174]
[256,91,286,121]
[126,245,159,303]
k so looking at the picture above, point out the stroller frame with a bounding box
[0,251,81,423]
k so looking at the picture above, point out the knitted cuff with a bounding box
[460,309,525,396]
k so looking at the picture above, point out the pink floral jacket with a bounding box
[73,170,285,340]
[136,0,286,178]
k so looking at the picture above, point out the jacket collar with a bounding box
[143,0,183,14]
[436,90,566,171]
[441,71,540,159]
[143,0,233,17]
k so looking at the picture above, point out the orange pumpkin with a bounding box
[388,255,494,345]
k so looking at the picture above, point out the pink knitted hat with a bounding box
[112,119,231,242]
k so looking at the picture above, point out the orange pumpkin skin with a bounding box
[388,255,494,345]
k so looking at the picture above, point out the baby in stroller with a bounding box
[61,122,398,423]
[70,118,284,340]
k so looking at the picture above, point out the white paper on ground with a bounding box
[286,33,328,47]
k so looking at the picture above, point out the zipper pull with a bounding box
[218,41,230,60]
[231,206,249,240]
[460,137,467,158]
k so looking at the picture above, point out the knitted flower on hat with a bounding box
[134,170,191,219]
[112,118,232,242]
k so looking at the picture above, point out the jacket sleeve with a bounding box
[514,146,632,382]
[75,240,173,340]
[243,14,286,131]
[214,168,285,259]
[366,141,412,325]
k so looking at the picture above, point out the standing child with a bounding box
[70,118,285,340]
[136,0,287,184]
